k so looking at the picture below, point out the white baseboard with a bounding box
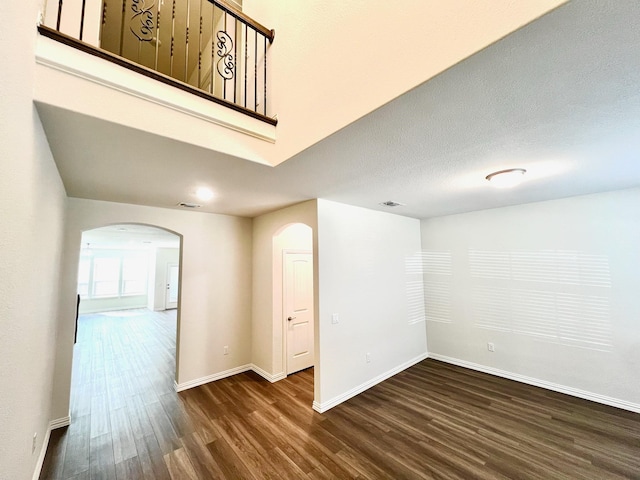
[428,353,640,414]
[175,364,292,392]
[174,364,252,392]
[50,415,70,429]
[32,415,71,480]
[251,364,286,383]
[313,352,429,413]
[32,426,51,480]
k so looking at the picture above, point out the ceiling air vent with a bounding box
[178,202,202,208]
[380,201,405,207]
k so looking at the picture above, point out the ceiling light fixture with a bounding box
[195,187,215,201]
[485,168,527,188]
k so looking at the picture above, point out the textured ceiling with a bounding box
[38,0,640,219]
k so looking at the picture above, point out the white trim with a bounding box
[429,353,640,414]
[34,38,276,145]
[50,415,71,430]
[312,352,429,413]
[251,364,286,383]
[32,416,71,480]
[174,365,252,392]
[32,426,51,480]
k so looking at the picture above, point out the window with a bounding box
[92,257,121,297]
[122,257,148,295]
[77,257,91,298]
[78,250,149,299]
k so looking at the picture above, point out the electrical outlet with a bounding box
[32,432,37,454]
[331,313,339,324]
[487,342,495,352]
[223,346,229,355]
[366,352,371,363]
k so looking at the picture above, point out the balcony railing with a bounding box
[39,0,276,124]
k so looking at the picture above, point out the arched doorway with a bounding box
[273,223,314,377]
[69,223,182,439]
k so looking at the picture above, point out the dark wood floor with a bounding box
[41,309,640,479]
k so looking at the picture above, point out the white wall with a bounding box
[50,198,253,420]
[421,188,640,410]
[0,1,67,478]
[252,201,318,379]
[315,200,427,410]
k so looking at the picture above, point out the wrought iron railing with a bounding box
[40,0,276,124]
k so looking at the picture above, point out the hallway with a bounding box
[41,309,180,478]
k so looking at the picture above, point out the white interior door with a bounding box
[284,252,314,375]
[165,263,179,310]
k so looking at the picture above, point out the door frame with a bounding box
[165,262,180,310]
[282,249,314,377]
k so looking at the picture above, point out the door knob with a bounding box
[287,316,296,321]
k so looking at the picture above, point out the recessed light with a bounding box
[380,201,405,207]
[178,202,202,208]
[486,168,527,188]
[195,187,215,201]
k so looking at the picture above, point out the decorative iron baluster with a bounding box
[223,12,227,99]
[154,2,160,70]
[119,0,126,56]
[214,3,216,95]
[216,31,234,82]
[170,0,176,76]
[198,9,203,88]
[233,19,238,104]
[183,0,190,81]
[254,28,257,112]
[263,35,266,115]
[56,0,63,30]
[244,22,247,108]
[130,0,155,41]
[79,0,87,40]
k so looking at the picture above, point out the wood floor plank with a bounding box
[61,414,90,479]
[40,309,640,480]
[109,407,138,464]
[163,447,199,480]
[133,434,172,480]
[205,436,257,480]
[88,433,116,480]
[180,432,227,480]
[115,456,144,480]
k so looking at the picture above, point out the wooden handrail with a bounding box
[37,25,278,126]
[211,0,275,43]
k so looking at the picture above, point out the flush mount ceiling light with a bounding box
[485,168,527,189]
[195,187,215,201]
